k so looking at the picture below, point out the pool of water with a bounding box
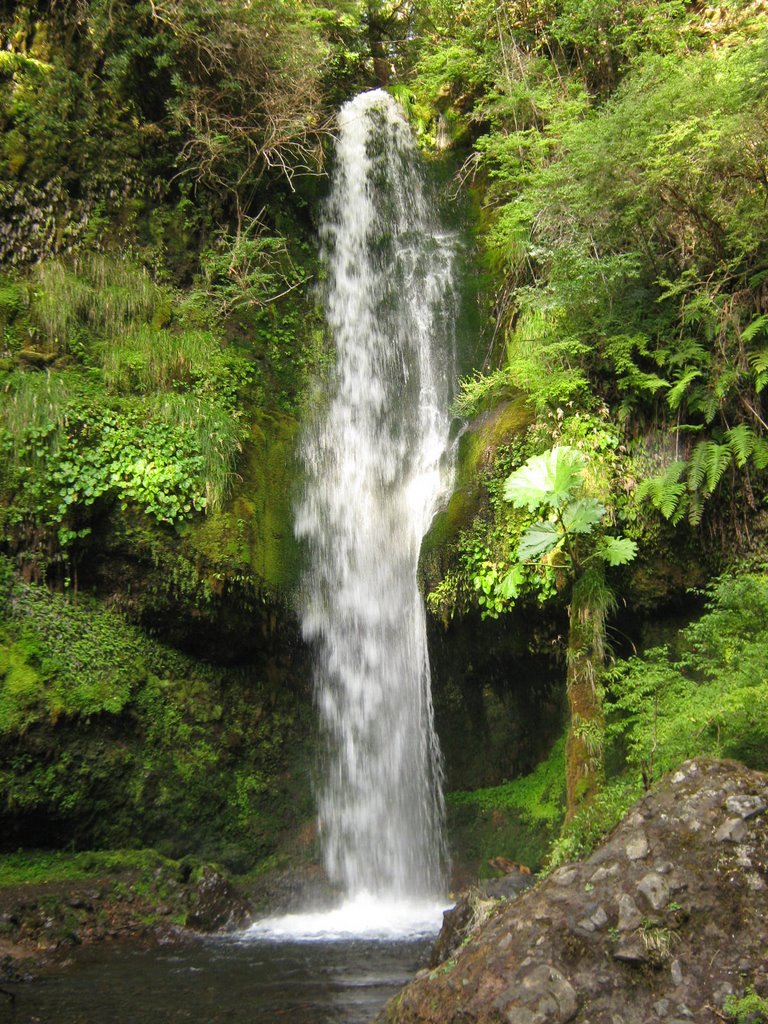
[7,933,433,1024]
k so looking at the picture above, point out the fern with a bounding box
[686,441,709,492]
[667,368,703,411]
[741,314,768,344]
[753,439,768,471]
[704,442,732,494]
[725,424,757,468]
[636,461,687,521]
[687,439,732,496]
[748,348,768,393]
[687,439,731,496]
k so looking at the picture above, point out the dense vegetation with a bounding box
[409,0,768,836]
[1,0,768,879]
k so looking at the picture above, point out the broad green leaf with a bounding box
[597,536,637,566]
[562,497,605,535]
[518,521,562,562]
[503,446,585,512]
[497,564,525,600]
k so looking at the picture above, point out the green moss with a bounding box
[0,848,176,887]
[187,410,302,594]
[0,558,315,870]
[0,641,44,733]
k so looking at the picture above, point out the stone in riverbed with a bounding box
[185,867,250,932]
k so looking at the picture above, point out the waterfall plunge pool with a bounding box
[7,923,441,1023]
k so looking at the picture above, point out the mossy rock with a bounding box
[187,409,302,595]
[420,395,531,589]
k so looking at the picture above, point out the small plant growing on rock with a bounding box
[724,988,768,1024]
[639,920,677,966]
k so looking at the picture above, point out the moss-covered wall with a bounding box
[0,558,317,872]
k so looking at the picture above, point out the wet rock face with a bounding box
[378,759,768,1024]
[185,868,251,932]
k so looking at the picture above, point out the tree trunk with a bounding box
[564,590,606,821]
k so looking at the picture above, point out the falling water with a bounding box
[290,90,458,928]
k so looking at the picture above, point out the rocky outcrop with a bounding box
[379,759,768,1023]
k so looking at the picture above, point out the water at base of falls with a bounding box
[8,936,434,1024]
[245,894,448,942]
[292,86,459,916]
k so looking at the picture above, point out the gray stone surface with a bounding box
[617,893,643,932]
[626,833,649,861]
[637,872,670,911]
[380,759,768,1024]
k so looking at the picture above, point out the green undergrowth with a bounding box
[446,736,566,875]
[545,569,768,869]
[0,557,316,871]
[0,245,324,594]
[606,570,768,785]
[724,988,768,1024]
[0,848,179,887]
[545,776,643,871]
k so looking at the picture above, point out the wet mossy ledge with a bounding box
[83,408,305,661]
[420,395,532,593]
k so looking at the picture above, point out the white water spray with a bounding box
[251,90,458,940]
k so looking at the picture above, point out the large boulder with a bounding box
[379,759,768,1023]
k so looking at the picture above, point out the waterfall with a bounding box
[295,89,458,908]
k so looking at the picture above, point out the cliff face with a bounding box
[379,759,768,1024]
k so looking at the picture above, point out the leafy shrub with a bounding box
[546,775,642,869]
[606,572,768,786]
[724,988,768,1024]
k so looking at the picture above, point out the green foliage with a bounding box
[0,565,148,730]
[0,558,313,868]
[428,412,639,623]
[449,737,565,824]
[724,988,768,1024]
[504,445,636,581]
[637,426,768,527]
[447,737,566,872]
[546,775,642,868]
[413,0,768,562]
[504,447,586,514]
[34,257,162,352]
[606,572,768,786]
[196,219,309,321]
